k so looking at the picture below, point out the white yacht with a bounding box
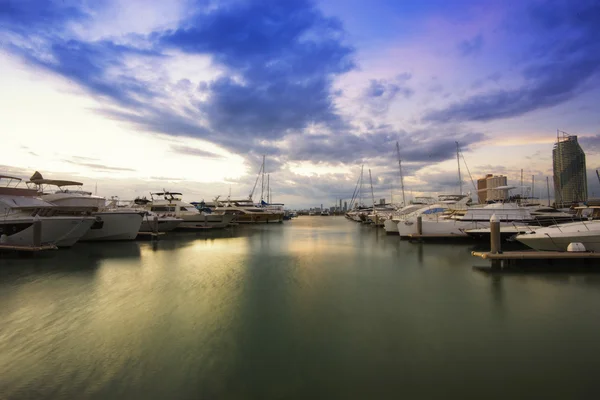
[397,195,470,237]
[214,198,282,223]
[109,197,183,233]
[320,209,330,216]
[383,203,431,234]
[148,192,235,229]
[516,220,600,252]
[28,172,143,241]
[414,201,536,238]
[0,176,94,247]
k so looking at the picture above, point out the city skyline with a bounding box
[1,0,600,207]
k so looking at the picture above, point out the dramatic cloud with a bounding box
[457,34,483,57]
[170,145,225,159]
[362,73,413,114]
[424,0,600,123]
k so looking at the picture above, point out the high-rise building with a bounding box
[477,174,508,203]
[553,133,587,207]
[343,201,347,211]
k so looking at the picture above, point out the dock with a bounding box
[0,243,57,252]
[408,234,472,242]
[136,232,166,240]
[471,214,600,271]
[472,250,600,269]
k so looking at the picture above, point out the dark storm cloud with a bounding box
[425,0,600,123]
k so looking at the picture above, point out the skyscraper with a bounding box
[553,132,587,207]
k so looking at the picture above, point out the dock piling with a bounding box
[490,214,501,269]
[417,216,423,236]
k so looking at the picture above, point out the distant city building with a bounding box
[477,174,508,203]
[379,198,385,205]
[343,201,347,211]
[339,199,342,210]
[553,133,587,207]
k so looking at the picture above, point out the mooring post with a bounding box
[152,215,159,238]
[417,216,423,236]
[490,214,501,269]
[33,216,42,247]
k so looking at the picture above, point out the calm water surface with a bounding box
[1,216,600,399]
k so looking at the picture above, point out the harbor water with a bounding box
[2,216,600,399]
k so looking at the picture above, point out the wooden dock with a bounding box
[136,232,166,240]
[407,234,472,242]
[0,244,57,252]
[472,250,600,270]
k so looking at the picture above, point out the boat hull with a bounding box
[139,217,182,232]
[230,213,282,224]
[80,212,143,241]
[176,213,235,230]
[383,219,399,234]
[516,221,600,252]
[0,216,93,247]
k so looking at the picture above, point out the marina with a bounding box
[2,1,600,397]
[3,216,600,399]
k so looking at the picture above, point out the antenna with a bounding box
[396,141,406,206]
[456,141,463,195]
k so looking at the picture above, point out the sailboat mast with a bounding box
[359,165,364,207]
[396,141,406,206]
[260,155,266,202]
[531,175,534,202]
[456,141,463,195]
[520,169,523,199]
[369,169,376,208]
[267,174,270,204]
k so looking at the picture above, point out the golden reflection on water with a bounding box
[3,217,600,398]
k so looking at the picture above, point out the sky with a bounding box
[1,0,599,208]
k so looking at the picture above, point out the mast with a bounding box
[520,169,523,199]
[396,141,406,206]
[260,155,266,203]
[267,174,270,204]
[249,158,263,200]
[531,175,534,203]
[359,165,364,207]
[546,176,551,207]
[369,169,376,208]
[456,141,462,195]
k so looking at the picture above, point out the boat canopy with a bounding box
[28,179,84,187]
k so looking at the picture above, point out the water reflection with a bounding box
[3,217,600,398]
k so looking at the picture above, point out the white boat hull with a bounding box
[177,213,235,230]
[0,216,93,247]
[383,219,399,234]
[81,212,143,241]
[139,217,182,232]
[516,221,600,252]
